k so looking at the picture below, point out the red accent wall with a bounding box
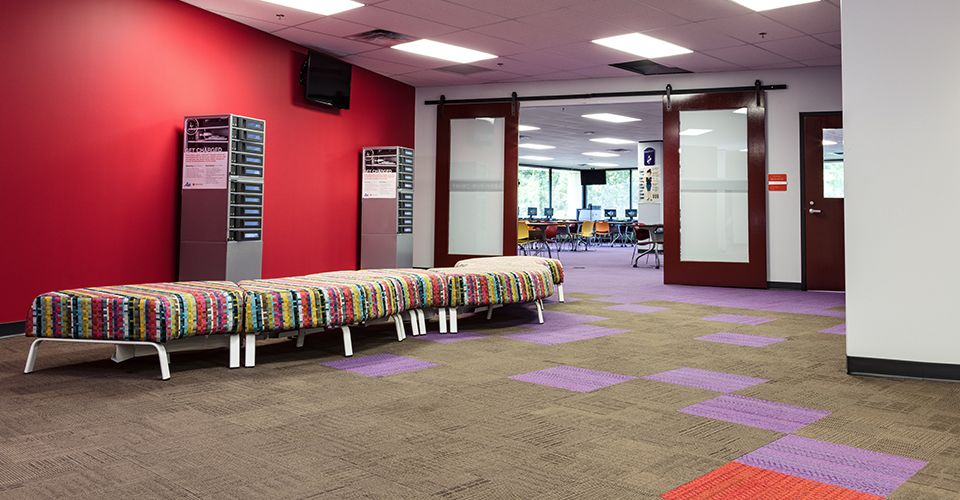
[0,0,415,323]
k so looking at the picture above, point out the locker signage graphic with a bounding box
[183,116,229,189]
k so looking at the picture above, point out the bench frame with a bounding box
[23,333,243,381]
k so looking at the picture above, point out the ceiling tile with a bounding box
[295,16,375,37]
[374,0,507,29]
[432,30,529,57]
[341,54,424,76]
[694,13,805,44]
[358,46,452,70]
[181,0,321,25]
[800,55,842,67]
[760,1,841,35]
[468,57,564,77]
[813,30,841,46]
[561,0,689,31]
[652,52,744,72]
[756,35,840,61]
[644,22,747,51]
[629,0,749,23]
[704,44,792,66]
[271,27,379,56]
[213,10,289,33]
[334,5,461,37]
[444,0,582,18]
[472,20,583,50]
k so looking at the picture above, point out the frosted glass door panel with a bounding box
[448,118,505,256]
[679,110,749,263]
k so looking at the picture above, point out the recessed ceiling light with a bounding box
[592,32,692,58]
[581,113,641,123]
[679,129,713,136]
[590,137,635,145]
[519,155,553,161]
[582,151,620,157]
[260,0,364,16]
[518,125,540,132]
[728,0,819,12]
[587,162,618,167]
[733,107,748,114]
[822,140,838,146]
[391,39,496,64]
[519,143,555,150]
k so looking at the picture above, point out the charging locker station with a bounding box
[179,114,265,281]
[360,146,414,269]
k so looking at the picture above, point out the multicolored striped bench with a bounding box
[454,256,565,302]
[429,266,555,333]
[25,281,245,380]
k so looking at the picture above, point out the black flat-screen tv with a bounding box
[300,50,352,109]
[581,170,607,185]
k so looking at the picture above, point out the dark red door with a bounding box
[434,102,519,268]
[662,91,768,288]
[802,112,844,290]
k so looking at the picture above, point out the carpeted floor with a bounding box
[1,247,958,499]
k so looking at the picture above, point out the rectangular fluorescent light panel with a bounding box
[520,155,553,161]
[391,39,496,64]
[592,32,692,58]
[518,125,540,132]
[519,143,555,150]
[590,137,635,145]
[733,107,748,114]
[260,0,364,15]
[587,162,618,167]
[679,128,713,136]
[582,151,620,157]
[582,113,641,123]
[729,0,819,12]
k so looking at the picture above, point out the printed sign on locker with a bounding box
[638,141,662,204]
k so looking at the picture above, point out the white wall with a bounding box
[843,0,960,364]
[414,67,842,283]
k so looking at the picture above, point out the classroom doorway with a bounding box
[801,112,845,291]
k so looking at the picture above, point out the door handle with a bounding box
[809,208,822,214]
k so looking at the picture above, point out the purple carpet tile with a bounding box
[505,325,626,345]
[701,314,777,325]
[696,332,786,347]
[820,324,846,335]
[736,435,927,497]
[679,395,830,433]
[510,365,636,393]
[415,332,486,344]
[321,353,440,377]
[642,367,768,393]
[604,304,670,314]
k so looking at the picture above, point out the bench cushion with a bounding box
[27,281,244,343]
[319,269,447,310]
[240,276,362,333]
[455,256,564,284]
[430,267,554,308]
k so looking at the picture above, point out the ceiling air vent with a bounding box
[610,59,692,75]
[346,29,415,46]
[434,64,492,75]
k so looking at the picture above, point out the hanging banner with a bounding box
[182,116,230,189]
[638,141,662,204]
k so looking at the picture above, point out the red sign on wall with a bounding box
[768,173,787,191]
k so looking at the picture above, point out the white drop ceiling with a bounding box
[518,102,662,170]
[180,0,841,87]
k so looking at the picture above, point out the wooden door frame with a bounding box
[799,111,843,291]
[434,102,519,268]
[662,91,768,288]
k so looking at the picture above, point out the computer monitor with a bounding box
[604,209,617,220]
[527,207,537,218]
[543,208,554,219]
[625,209,638,219]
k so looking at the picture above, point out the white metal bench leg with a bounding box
[112,345,136,363]
[536,299,544,324]
[150,343,171,381]
[417,309,427,335]
[438,307,447,333]
[393,314,406,341]
[486,306,494,320]
[229,334,241,368]
[407,310,418,336]
[558,284,565,303]
[449,307,458,333]
[24,339,42,374]
[341,326,353,357]
[244,334,256,367]
[295,330,306,348]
